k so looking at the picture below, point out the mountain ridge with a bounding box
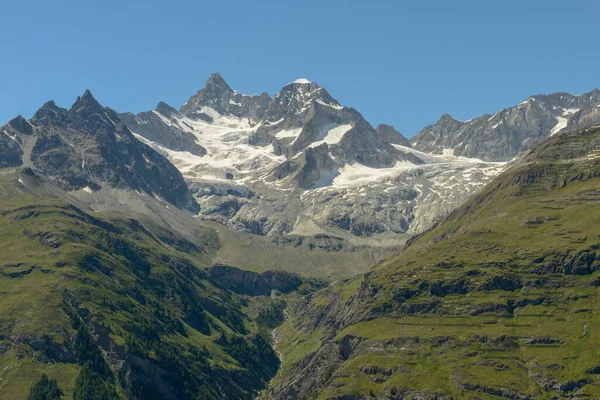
[412,89,600,161]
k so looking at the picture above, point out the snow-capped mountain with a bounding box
[121,74,505,240]
[412,90,600,161]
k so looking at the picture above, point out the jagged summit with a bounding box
[31,100,66,126]
[440,113,466,122]
[205,72,232,92]
[280,79,321,92]
[269,78,341,120]
[71,89,102,113]
[180,72,271,121]
[7,115,33,135]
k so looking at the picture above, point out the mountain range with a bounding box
[6,75,598,248]
[2,74,600,399]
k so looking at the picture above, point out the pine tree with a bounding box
[27,374,63,400]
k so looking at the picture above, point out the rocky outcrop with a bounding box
[272,335,363,399]
[208,265,306,296]
[0,119,24,168]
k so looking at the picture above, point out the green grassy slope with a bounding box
[0,169,279,400]
[265,126,600,399]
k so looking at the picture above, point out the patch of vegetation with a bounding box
[255,300,287,330]
[0,170,280,399]
[27,375,63,400]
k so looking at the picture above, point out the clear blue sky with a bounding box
[2,0,599,137]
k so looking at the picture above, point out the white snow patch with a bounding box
[562,108,580,116]
[104,112,117,127]
[292,78,312,84]
[265,118,284,126]
[491,120,503,129]
[309,124,353,148]
[331,161,418,189]
[550,116,568,136]
[449,115,472,123]
[4,131,19,143]
[487,111,501,122]
[133,111,286,181]
[315,99,343,110]
[276,128,303,139]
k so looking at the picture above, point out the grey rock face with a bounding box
[1,90,199,213]
[288,144,338,189]
[0,116,27,167]
[208,265,306,296]
[180,72,271,122]
[119,102,207,156]
[376,124,412,147]
[8,115,33,135]
[413,90,600,161]
[566,105,600,132]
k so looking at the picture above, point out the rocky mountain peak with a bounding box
[205,72,230,91]
[7,115,33,135]
[528,89,600,109]
[375,124,412,147]
[180,73,271,121]
[439,113,465,123]
[291,78,312,84]
[201,72,234,100]
[268,79,341,120]
[31,100,68,126]
[70,89,103,114]
[155,101,182,118]
[35,100,60,114]
[278,79,325,98]
[428,113,469,131]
